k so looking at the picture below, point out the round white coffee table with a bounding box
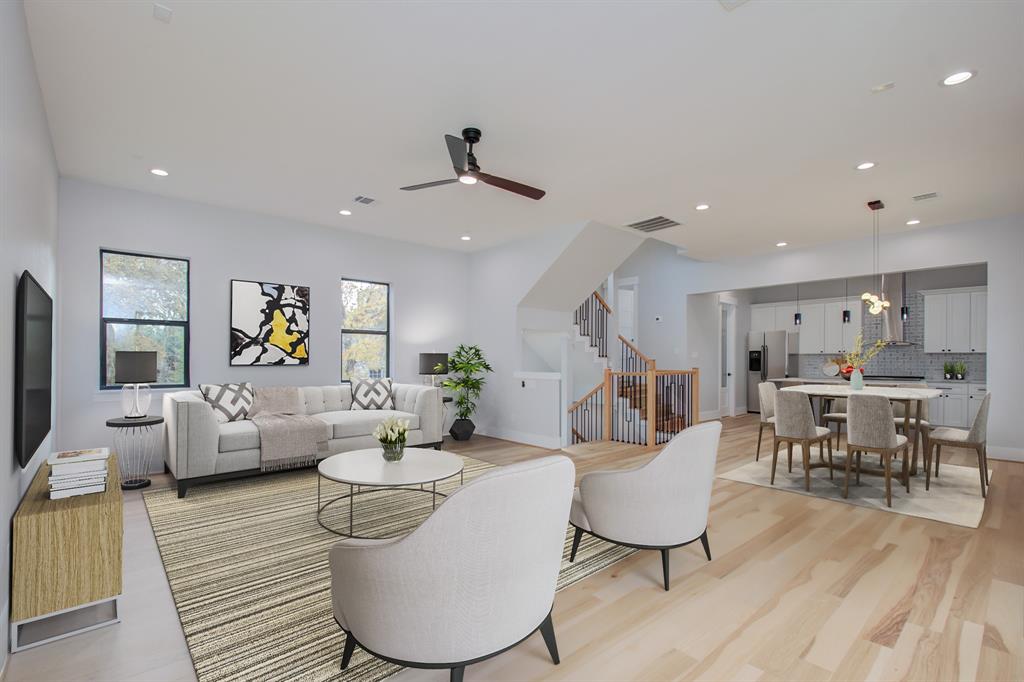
[317,448,464,537]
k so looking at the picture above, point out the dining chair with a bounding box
[892,384,931,450]
[756,382,779,461]
[568,421,721,591]
[926,393,991,497]
[822,398,847,450]
[330,456,575,682]
[846,394,910,507]
[772,392,833,491]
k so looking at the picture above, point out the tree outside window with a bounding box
[341,279,389,381]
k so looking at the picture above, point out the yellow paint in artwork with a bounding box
[293,343,307,359]
[269,309,300,355]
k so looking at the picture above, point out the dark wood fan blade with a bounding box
[445,134,468,172]
[400,178,459,191]
[476,172,546,200]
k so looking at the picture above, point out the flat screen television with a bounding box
[15,270,53,468]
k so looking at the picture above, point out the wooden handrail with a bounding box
[593,290,612,313]
[618,335,653,364]
[568,381,604,413]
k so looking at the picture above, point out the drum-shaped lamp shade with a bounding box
[115,351,158,384]
[419,353,448,375]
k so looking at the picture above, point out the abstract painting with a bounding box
[230,280,310,365]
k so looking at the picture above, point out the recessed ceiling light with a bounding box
[338,209,352,216]
[870,81,896,93]
[942,70,974,86]
[906,219,920,226]
[776,242,788,247]
[150,168,168,177]
[460,235,471,241]
[855,162,875,171]
[459,175,478,185]
[695,204,710,211]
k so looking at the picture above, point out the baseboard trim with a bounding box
[987,445,1024,462]
[700,409,721,421]
[473,426,562,450]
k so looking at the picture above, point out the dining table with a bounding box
[779,383,941,476]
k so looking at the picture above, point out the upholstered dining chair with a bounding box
[330,456,575,682]
[756,382,779,461]
[926,392,991,497]
[822,398,847,450]
[568,421,722,591]
[846,394,910,507]
[772,391,833,491]
[892,384,931,450]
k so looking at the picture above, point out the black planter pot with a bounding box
[449,418,476,441]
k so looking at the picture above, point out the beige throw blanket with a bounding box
[249,387,329,471]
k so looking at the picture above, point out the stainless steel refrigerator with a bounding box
[747,330,789,413]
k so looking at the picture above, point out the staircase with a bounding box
[568,291,700,446]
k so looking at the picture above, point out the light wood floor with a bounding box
[6,415,1021,682]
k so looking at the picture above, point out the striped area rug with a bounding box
[144,455,635,682]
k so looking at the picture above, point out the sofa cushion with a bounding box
[200,383,254,423]
[351,378,395,410]
[315,410,419,439]
[219,420,261,453]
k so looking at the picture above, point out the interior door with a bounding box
[617,284,637,345]
[718,303,736,417]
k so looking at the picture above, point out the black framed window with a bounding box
[341,278,390,381]
[100,249,190,388]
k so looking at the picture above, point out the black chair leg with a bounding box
[569,527,583,562]
[450,666,465,682]
[538,612,560,664]
[661,548,671,591]
[340,634,356,670]
[699,530,712,561]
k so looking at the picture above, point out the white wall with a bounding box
[0,0,60,667]
[56,179,469,463]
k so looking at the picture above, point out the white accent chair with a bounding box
[330,456,575,682]
[567,421,722,591]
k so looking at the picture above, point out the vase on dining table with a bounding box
[849,368,865,390]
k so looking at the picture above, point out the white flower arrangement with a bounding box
[373,416,409,445]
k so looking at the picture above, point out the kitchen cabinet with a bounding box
[843,303,863,352]
[797,303,825,354]
[929,383,970,428]
[970,292,987,352]
[774,304,798,335]
[750,306,774,335]
[922,288,986,353]
[968,384,987,425]
[824,301,862,354]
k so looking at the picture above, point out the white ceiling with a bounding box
[24,1,1024,259]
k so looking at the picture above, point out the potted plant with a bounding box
[439,344,493,441]
[954,361,967,381]
[943,362,954,380]
[840,331,886,390]
[374,416,410,462]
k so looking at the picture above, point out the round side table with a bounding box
[105,416,164,490]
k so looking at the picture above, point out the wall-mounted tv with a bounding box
[15,270,53,468]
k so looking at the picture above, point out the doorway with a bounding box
[617,277,639,346]
[719,302,736,417]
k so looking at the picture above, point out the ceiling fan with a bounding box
[400,127,546,200]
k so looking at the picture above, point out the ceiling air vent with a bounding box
[353,195,376,205]
[913,192,939,202]
[626,216,681,233]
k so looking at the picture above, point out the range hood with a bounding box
[879,273,914,346]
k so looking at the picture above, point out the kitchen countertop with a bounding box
[768,376,986,386]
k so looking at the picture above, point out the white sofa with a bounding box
[163,383,443,497]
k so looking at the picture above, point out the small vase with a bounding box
[944,372,953,380]
[380,442,405,462]
[956,373,965,381]
[849,370,865,391]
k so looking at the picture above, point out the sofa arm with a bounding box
[163,392,220,479]
[392,384,443,444]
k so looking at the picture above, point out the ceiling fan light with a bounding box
[458,174,478,185]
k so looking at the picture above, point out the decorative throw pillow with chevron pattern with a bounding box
[200,382,255,423]
[351,378,394,410]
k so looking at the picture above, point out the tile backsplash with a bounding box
[791,287,986,383]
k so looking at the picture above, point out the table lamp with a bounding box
[418,353,448,387]
[115,351,157,418]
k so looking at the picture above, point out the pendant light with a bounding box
[842,279,851,323]
[861,200,892,316]
[900,272,910,321]
[794,283,802,325]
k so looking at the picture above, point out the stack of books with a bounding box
[47,448,110,500]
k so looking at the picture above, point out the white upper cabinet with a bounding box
[842,302,863,353]
[750,306,774,335]
[970,292,987,353]
[797,303,825,354]
[824,302,845,354]
[774,304,798,335]
[922,288,986,354]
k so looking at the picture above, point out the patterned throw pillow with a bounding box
[351,378,394,410]
[200,382,255,423]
